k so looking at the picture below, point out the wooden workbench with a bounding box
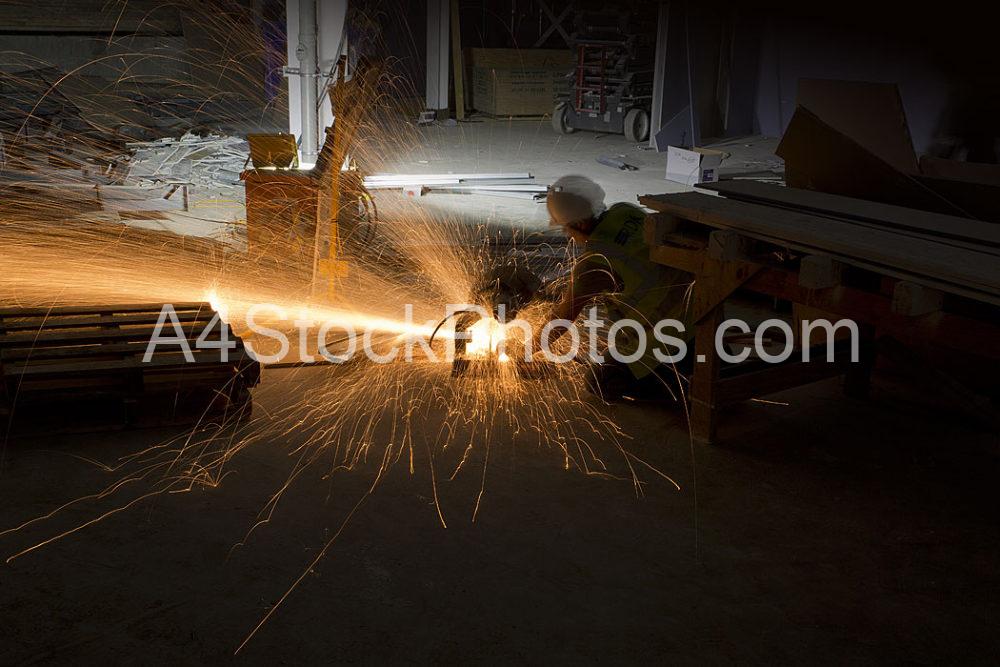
[640,185,1000,444]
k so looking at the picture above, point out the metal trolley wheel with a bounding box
[551,103,575,135]
[623,108,650,142]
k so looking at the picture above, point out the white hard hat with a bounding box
[549,175,606,218]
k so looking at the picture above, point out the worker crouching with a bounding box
[543,175,695,401]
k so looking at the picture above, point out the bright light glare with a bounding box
[466,317,507,358]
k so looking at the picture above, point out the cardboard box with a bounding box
[470,48,573,116]
[665,147,725,185]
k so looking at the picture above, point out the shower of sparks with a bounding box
[0,0,683,652]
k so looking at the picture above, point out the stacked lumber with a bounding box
[642,182,1000,307]
[641,182,1000,442]
[698,181,1000,251]
[0,303,260,434]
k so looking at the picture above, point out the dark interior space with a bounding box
[1,1,998,664]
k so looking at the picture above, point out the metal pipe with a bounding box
[297,0,319,163]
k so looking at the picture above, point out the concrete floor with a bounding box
[2,122,998,664]
[1,371,998,664]
[367,117,781,231]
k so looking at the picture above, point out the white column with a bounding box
[425,0,449,112]
[297,0,319,163]
[287,0,303,142]
[287,0,347,165]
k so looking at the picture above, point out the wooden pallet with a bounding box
[0,302,261,434]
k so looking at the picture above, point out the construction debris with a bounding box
[109,132,251,232]
[123,132,249,188]
[597,155,639,171]
[0,66,252,234]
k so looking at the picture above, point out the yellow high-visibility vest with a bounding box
[581,203,694,378]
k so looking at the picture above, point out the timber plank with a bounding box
[640,192,1000,300]
[0,323,218,346]
[6,350,251,377]
[697,181,1000,249]
[1,340,243,362]
[0,302,210,317]
[0,310,211,332]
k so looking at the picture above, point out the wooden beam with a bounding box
[697,180,1000,249]
[0,310,209,333]
[690,304,723,445]
[648,239,761,324]
[0,303,210,318]
[6,350,253,377]
[707,230,751,261]
[892,281,943,317]
[1,341,217,362]
[798,255,843,290]
[639,192,1000,303]
[744,267,1000,362]
[0,324,218,346]
[648,242,1000,363]
[648,243,703,275]
[690,258,761,325]
[534,1,573,47]
[643,213,681,246]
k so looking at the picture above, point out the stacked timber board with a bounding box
[0,303,260,434]
[641,182,1000,441]
[641,182,1000,307]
